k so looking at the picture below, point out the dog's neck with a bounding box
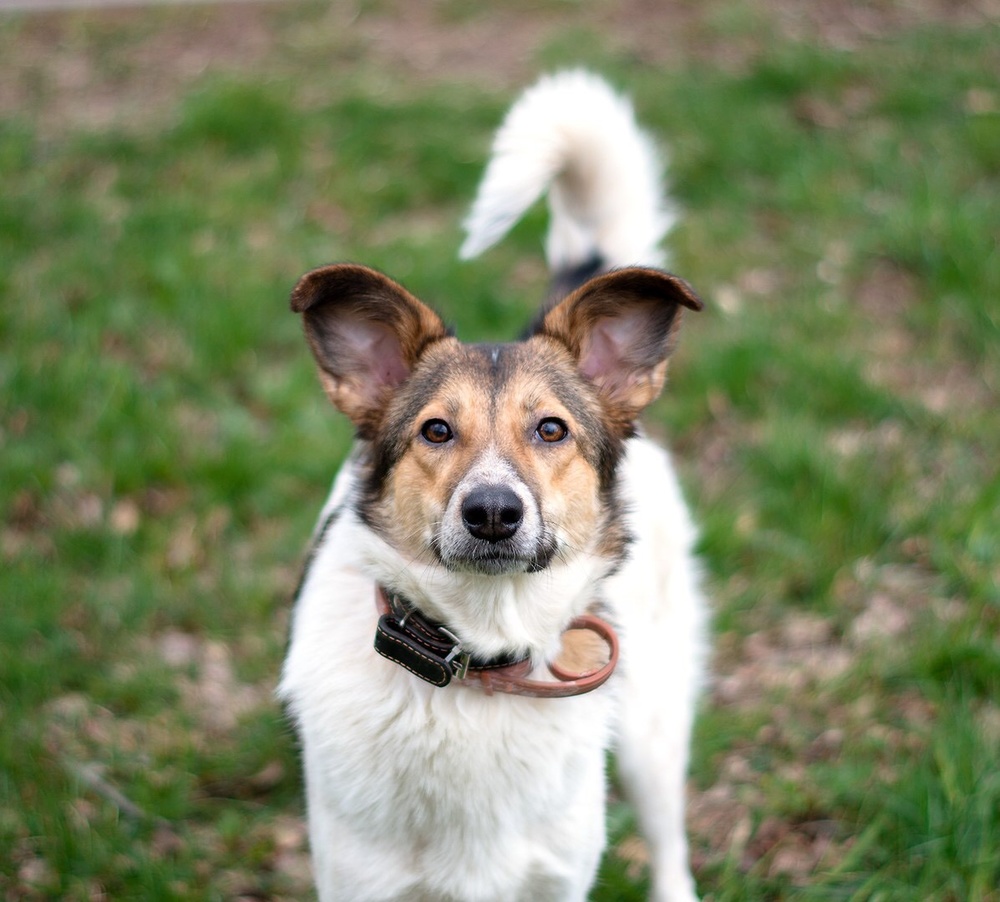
[373,583,619,697]
[374,584,532,684]
[360,520,616,662]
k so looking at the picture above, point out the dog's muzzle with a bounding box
[436,475,552,574]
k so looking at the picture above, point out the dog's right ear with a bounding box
[290,264,449,435]
[537,267,703,429]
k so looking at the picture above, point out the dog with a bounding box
[279,70,707,902]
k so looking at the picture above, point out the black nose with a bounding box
[461,485,524,541]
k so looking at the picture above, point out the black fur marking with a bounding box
[522,254,607,339]
[550,254,606,302]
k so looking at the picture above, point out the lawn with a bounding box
[1,1,998,900]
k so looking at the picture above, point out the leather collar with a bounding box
[374,585,618,698]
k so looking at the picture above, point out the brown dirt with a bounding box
[4,0,997,137]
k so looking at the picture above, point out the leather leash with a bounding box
[374,585,619,698]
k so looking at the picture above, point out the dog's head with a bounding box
[291,264,701,579]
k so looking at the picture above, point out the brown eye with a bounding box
[536,418,568,443]
[420,419,453,444]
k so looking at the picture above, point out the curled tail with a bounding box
[460,70,675,280]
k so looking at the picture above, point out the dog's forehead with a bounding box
[411,339,580,413]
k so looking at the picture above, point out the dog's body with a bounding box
[279,72,707,902]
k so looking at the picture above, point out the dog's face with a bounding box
[366,337,616,575]
[291,265,701,578]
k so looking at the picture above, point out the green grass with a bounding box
[2,2,998,899]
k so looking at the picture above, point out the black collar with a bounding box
[374,585,529,687]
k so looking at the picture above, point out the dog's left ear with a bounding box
[291,264,450,436]
[538,267,703,419]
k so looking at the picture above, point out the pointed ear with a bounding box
[538,267,703,420]
[290,264,449,434]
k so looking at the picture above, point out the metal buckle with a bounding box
[387,592,410,624]
[387,592,471,681]
[439,626,471,680]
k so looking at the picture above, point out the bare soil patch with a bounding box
[5,0,997,137]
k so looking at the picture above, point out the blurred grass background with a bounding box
[1,1,998,899]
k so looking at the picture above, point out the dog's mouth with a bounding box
[432,536,557,575]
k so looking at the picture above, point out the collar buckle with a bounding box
[374,593,472,688]
[440,629,472,680]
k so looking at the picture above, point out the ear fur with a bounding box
[538,267,702,425]
[290,264,449,435]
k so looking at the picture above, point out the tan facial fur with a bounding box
[372,340,609,575]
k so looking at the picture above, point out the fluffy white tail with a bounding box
[460,70,675,273]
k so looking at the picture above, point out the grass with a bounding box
[2,1,998,899]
